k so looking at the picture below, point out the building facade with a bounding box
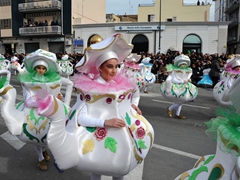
[73,21,229,55]
[213,0,240,54]
[138,0,211,22]
[0,0,106,54]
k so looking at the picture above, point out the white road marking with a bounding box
[153,144,201,160]
[0,131,26,150]
[152,99,211,110]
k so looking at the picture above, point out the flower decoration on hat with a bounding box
[23,49,60,73]
[75,34,133,74]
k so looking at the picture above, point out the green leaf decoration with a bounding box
[189,166,208,180]
[125,112,131,125]
[104,137,117,153]
[203,155,215,165]
[208,165,223,180]
[86,127,96,133]
[138,140,147,149]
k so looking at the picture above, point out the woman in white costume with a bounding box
[160,54,198,119]
[0,49,73,171]
[25,34,154,179]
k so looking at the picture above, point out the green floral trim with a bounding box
[22,123,39,142]
[18,70,61,83]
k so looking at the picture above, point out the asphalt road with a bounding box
[0,75,219,180]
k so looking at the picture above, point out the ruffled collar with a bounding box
[73,71,136,94]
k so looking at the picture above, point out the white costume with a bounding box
[26,34,154,179]
[160,55,198,118]
[213,54,240,106]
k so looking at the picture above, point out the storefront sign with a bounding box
[115,25,165,31]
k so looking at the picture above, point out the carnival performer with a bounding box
[57,54,74,78]
[174,60,240,180]
[0,54,10,70]
[0,49,73,171]
[25,34,154,179]
[10,54,19,75]
[160,54,198,119]
[213,54,240,106]
[121,53,145,94]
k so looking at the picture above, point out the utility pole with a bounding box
[158,0,161,53]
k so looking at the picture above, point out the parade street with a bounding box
[0,75,218,180]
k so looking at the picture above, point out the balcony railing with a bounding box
[19,26,62,36]
[18,0,61,12]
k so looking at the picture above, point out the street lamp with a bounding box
[158,0,161,53]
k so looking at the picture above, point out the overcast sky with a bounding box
[106,0,215,21]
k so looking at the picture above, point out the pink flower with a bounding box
[136,127,146,139]
[135,120,140,126]
[94,127,108,141]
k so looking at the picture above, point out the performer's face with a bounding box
[35,65,47,76]
[99,58,118,82]
[179,63,187,69]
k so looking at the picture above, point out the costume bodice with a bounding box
[77,88,134,120]
[172,69,192,82]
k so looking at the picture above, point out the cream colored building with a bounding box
[73,21,229,55]
[0,0,105,54]
[138,0,211,22]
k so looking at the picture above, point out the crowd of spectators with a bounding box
[22,19,60,27]
[2,50,229,88]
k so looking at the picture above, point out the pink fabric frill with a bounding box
[225,67,240,74]
[24,89,54,112]
[73,71,137,94]
[124,62,141,70]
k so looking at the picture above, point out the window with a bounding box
[0,19,11,29]
[0,0,11,6]
[167,18,172,22]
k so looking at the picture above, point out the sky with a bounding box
[106,0,215,21]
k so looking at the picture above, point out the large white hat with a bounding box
[174,54,190,67]
[24,49,60,73]
[75,34,133,74]
[225,54,240,69]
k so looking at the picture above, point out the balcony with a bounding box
[225,0,240,14]
[19,26,62,36]
[18,0,61,12]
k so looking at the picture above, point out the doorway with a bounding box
[183,34,202,54]
[131,34,149,54]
